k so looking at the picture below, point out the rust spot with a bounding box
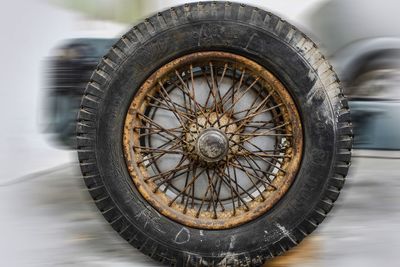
[123,51,303,230]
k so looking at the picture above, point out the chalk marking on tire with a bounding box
[174,227,190,244]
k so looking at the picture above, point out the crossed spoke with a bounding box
[127,56,299,224]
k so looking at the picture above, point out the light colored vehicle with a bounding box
[308,0,400,150]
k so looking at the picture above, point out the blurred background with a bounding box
[1,0,400,266]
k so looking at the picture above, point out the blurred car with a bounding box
[308,0,400,150]
[44,39,116,147]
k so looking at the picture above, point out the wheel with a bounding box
[346,50,400,100]
[345,50,400,149]
[77,2,352,266]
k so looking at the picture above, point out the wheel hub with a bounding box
[196,128,228,162]
[184,112,240,160]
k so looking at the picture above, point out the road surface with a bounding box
[0,154,399,266]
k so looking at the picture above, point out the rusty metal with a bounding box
[123,51,303,230]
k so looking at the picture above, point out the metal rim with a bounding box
[123,52,303,229]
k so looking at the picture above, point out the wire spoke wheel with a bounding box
[78,3,352,264]
[123,52,303,229]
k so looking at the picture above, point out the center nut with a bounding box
[195,128,229,162]
[184,112,240,162]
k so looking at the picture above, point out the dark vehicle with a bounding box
[45,3,352,266]
[45,39,116,147]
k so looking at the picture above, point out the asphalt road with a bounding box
[0,153,399,266]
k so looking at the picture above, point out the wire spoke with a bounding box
[124,55,301,225]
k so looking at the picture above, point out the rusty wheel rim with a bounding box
[123,52,303,229]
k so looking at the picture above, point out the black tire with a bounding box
[77,2,352,266]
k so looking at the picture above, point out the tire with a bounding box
[77,2,352,266]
